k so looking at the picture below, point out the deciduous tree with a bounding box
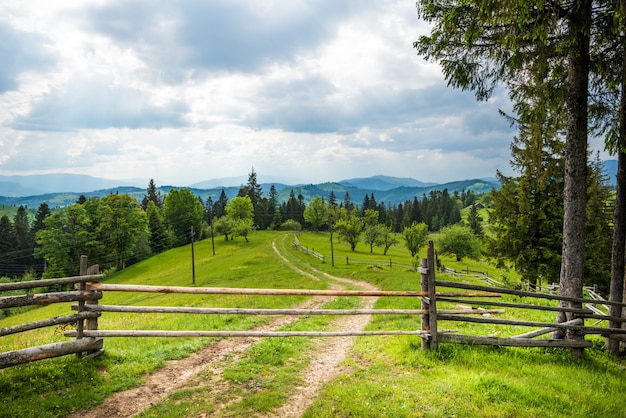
[403,222,429,257]
[438,225,481,262]
[304,195,328,231]
[163,189,204,247]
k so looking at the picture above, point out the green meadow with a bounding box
[1,230,625,417]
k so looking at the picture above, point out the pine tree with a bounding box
[13,205,32,271]
[146,201,168,254]
[141,179,163,210]
[467,204,483,237]
[212,189,228,219]
[328,190,337,208]
[0,215,18,277]
[31,202,51,274]
[238,168,264,228]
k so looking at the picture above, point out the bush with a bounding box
[279,220,302,231]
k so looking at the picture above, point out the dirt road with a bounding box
[69,235,377,417]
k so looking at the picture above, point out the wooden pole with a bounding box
[210,207,216,256]
[0,274,104,292]
[191,226,196,285]
[0,291,102,309]
[427,240,438,350]
[329,214,334,267]
[0,338,103,369]
[76,256,87,345]
[438,334,593,348]
[420,257,430,350]
[65,329,441,338]
[79,304,505,316]
[0,312,99,337]
[86,282,499,298]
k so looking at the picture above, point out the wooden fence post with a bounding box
[427,240,438,350]
[420,257,430,350]
[75,256,88,358]
[85,264,101,357]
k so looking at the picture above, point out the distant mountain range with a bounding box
[0,175,498,209]
[0,160,617,208]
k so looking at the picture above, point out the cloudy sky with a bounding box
[0,0,608,186]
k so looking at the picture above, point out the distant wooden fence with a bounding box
[0,256,104,369]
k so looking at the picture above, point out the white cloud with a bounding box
[0,0,563,189]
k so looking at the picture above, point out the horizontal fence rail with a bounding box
[75,305,505,316]
[86,282,500,298]
[0,258,104,369]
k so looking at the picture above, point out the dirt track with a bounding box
[69,235,377,418]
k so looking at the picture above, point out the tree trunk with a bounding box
[554,1,591,356]
[607,4,626,353]
[607,151,626,355]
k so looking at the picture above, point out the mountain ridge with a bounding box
[0,159,617,208]
[0,178,499,209]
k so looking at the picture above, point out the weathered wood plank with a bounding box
[438,333,593,348]
[436,280,626,308]
[0,338,103,369]
[0,275,103,292]
[437,297,592,314]
[87,283,500,298]
[77,304,504,316]
[511,319,583,339]
[0,311,100,337]
[0,290,102,309]
[65,330,458,338]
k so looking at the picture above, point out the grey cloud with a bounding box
[12,76,189,131]
[0,23,55,93]
[247,75,506,138]
[82,0,355,78]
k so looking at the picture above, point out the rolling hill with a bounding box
[0,177,499,209]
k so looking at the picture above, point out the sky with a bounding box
[0,0,611,187]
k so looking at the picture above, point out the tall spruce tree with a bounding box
[31,202,51,274]
[141,179,163,210]
[0,215,18,277]
[238,168,264,228]
[415,1,594,345]
[13,205,32,272]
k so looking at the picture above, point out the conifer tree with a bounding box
[141,178,163,210]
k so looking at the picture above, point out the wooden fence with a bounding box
[419,241,626,350]
[0,256,104,369]
[3,242,626,369]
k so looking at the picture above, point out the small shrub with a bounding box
[278,220,302,231]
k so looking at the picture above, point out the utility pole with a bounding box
[329,214,334,267]
[190,225,196,284]
[210,206,215,256]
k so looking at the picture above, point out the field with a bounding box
[1,230,626,417]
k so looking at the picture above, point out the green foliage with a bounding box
[437,224,481,261]
[163,189,204,247]
[334,209,364,251]
[403,221,429,257]
[146,201,168,254]
[99,194,148,269]
[278,219,302,231]
[303,195,328,231]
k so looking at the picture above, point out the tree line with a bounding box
[0,168,481,280]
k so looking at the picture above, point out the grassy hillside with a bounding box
[1,230,625,417]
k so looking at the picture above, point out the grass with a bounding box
[2,230,626,417]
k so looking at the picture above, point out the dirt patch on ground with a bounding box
[69,236,378,418]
